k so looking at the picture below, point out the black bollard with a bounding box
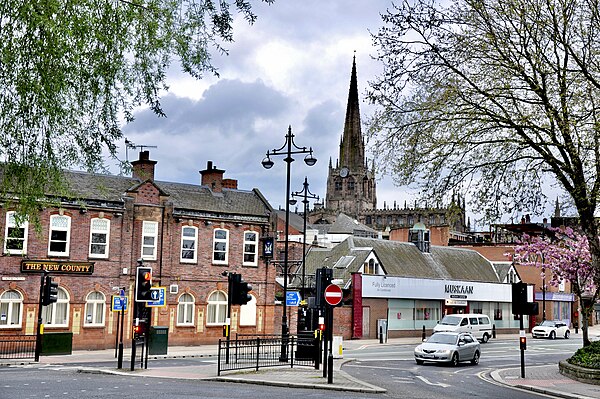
[422,325,426,341]
[492,324,496,339]
[327,352,333,384]
[379,325,383,343]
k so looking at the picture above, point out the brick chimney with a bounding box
[131,151,157,181]
[200,161,228,192]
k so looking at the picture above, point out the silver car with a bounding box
[414,332,481,366]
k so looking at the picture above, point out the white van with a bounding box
[433,314,493,343]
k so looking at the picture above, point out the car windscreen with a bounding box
[540,321,555,327]
[439,316,462,326]
[427,334,458,345]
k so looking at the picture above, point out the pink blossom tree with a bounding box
[513,227,599,346]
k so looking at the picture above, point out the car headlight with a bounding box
[437,349,451,355]
[415,346,423,353]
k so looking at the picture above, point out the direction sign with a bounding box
[324,284,343,306]
[111,295,128,312]
[286,291,301,306]
[146,287,166,307]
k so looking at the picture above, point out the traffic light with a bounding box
[511,282,528,315]
[135,266,153,302]
[230,273,252,305]
[42,276,58,306]
[315,267,333,309]
[519,336,527,350]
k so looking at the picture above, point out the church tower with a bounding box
[325,56,377,218]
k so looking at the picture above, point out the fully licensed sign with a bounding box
[20,260,94,275]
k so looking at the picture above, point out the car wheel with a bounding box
[471,351,480,365]
[416,359,424,365]
[550,331,556,340]
[481,333,489,343]
[451,353,459,367]
[564,330,570,339]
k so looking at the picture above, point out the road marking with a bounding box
[415,375,451,388]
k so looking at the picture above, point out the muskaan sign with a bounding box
[21,260,94,275]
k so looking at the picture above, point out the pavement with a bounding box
[3,325,600,397]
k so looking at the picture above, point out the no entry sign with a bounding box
[324,284,343,306]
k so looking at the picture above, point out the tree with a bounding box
[513,228,599,346]
[0,0,273,221]
[368,0,600,301]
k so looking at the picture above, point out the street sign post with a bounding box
[324,284,342,306]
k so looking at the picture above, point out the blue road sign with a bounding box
[147,287,166,307]
[111,296,128,312]
[286,291,301,306]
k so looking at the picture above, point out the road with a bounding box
[0,337,581,399]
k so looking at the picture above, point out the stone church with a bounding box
[310,57,469,243]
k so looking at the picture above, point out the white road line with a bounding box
[415,375,451,388]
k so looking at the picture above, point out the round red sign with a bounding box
[324,284,343,306]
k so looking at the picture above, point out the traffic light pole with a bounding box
[519,314,525,378]
[34,271,48,362]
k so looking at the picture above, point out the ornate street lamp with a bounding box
[262,126,316,361]
[290,177,319,305]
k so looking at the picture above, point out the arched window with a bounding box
[207,291,227,325]
[177,293,195,326]
[0,290,23,327]
[239,294,257,326]
[43,287,69,327]
[89,218,110,258]
[84,291,105,326]
[4,211,28,255]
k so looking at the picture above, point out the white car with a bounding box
[532,320,570,339]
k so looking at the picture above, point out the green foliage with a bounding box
[568,340,600,369]
[0,0,273,219]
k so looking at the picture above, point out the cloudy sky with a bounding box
[120,0,413,216]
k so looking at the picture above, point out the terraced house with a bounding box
[0,152,276,350]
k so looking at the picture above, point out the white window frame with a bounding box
[84,291,106,326]
[239,294,257,326]
[0,290,23,328]
[180,226,198,263]
[4,211,28,255]
[177,293,195,326]
[48,214,71,257]
[42,287,69,327]
[206,291,227,325]
[141,221,158,260]
[242,231,258,266]
[212,228,229,265]
[89,218,110,258]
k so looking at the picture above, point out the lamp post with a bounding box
[262,126,316,361]
[290,177,319,303]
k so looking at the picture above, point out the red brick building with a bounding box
[0,152,276,349]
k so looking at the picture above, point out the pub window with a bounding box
[89,218,110,258]
[212,229,229,265]
[243,231,258,266]
[141,221,158,260]
[180,226,198,263]
[177,293,195,326]
[206,291,227,325]
[239,295,257,326]
[84,291,105,326]
[4,211,28,255]
[48,215,71,257]
[0,290,23,328]
[42,287,69,327]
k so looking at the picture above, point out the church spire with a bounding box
[339,54,365,170]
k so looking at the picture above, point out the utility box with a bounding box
[332,336,343,359]
[41,332,73,355]
[377,319,388,343]
[148,326,169,355]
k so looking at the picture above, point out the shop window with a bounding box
[141,221,158,260]
[206,291,227,325]
[48,214,71,256]
[212,229,229,265]
[84,291,105,326]
[494,302,503,320]
[89,218,110,258]
[239,295,257,326]
[43,287,69,327]
[4,211,28,255]
[243,231,258,266]
[415,300,440,322]
[180,226,198,263]
[177,293,195,326]
[0,290,23,328]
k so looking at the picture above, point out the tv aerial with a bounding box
[125,138,157,162]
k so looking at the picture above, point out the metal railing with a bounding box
[0,335,36,360]
[218,335,318,375]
